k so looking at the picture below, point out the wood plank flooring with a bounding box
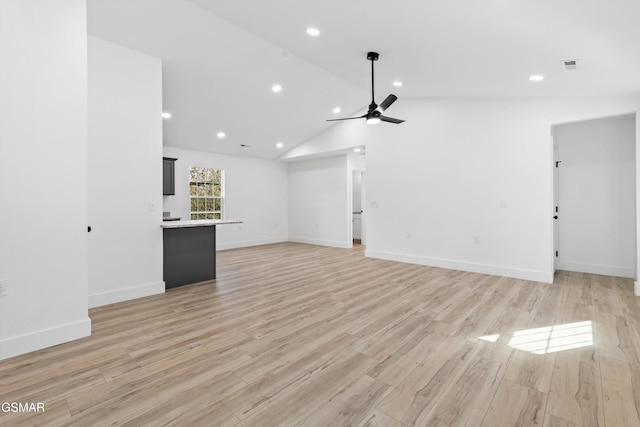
[1,242,639,426]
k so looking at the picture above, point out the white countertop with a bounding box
[160,219,242,229]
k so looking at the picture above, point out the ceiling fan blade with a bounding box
[378,94,397,112]
[326,114,366,122]
[379,115,405,124]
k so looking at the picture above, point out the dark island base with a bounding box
[163,226,216,289]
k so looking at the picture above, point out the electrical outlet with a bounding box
[0,279,8,297]
[473,235,480,244]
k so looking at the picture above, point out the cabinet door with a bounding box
[163,157,177,195]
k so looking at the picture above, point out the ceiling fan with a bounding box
[327,52,405,125]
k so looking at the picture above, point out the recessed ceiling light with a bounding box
[333,107,341,114]
[272,84,282,93]
[306,27,320,37]
[216,132,226,139]
[276,142,284,148]
[161,112,172,119]
[392,81,403,87]
[529,75,544,82]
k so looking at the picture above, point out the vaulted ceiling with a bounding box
[87,0,640,160]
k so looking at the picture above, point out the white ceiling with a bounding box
[87,0,640,160]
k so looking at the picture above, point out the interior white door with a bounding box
[553,135,560,273]
[361,172,366,246]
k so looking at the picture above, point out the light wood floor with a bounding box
[1,242,640,426]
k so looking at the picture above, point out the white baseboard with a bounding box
[0,317,91,361]
[635,281,640,296]
[217,237,288,250]
[288,236,352,249]
[89,280,165,308]
[556,260,635,279]
[365,250,554,283]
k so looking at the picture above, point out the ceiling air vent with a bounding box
[562,59,578,70]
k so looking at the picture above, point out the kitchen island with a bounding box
[161,219,242,289]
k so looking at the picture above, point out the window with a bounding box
[189,166,224,220]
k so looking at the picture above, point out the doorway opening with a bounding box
[552,113,636,279]
[350,149,366,248]
[352,170,365,245]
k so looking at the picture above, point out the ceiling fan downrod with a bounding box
[367,51,379,109]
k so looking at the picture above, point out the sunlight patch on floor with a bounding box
[479,321,593,355]
[478,334,500,343]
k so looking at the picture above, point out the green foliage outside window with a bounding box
[189,166,223,220]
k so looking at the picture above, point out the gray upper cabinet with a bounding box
[163,157,177,195]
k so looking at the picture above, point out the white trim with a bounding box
[635,281,640,296]
[288,236,352,249]
[556,260,635,279]
[89,281,165,308]
[365,250,554,283]
[0,317,91,361]
[216,237,288,250]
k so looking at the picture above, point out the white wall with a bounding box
[294,96,640,283]
[0,0,90,360]
[288,155,351,248]
[87,36,164,308]
[162,147,289,249]
[554,114,636,278]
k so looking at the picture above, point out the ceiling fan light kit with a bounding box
[327,51,405,125]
